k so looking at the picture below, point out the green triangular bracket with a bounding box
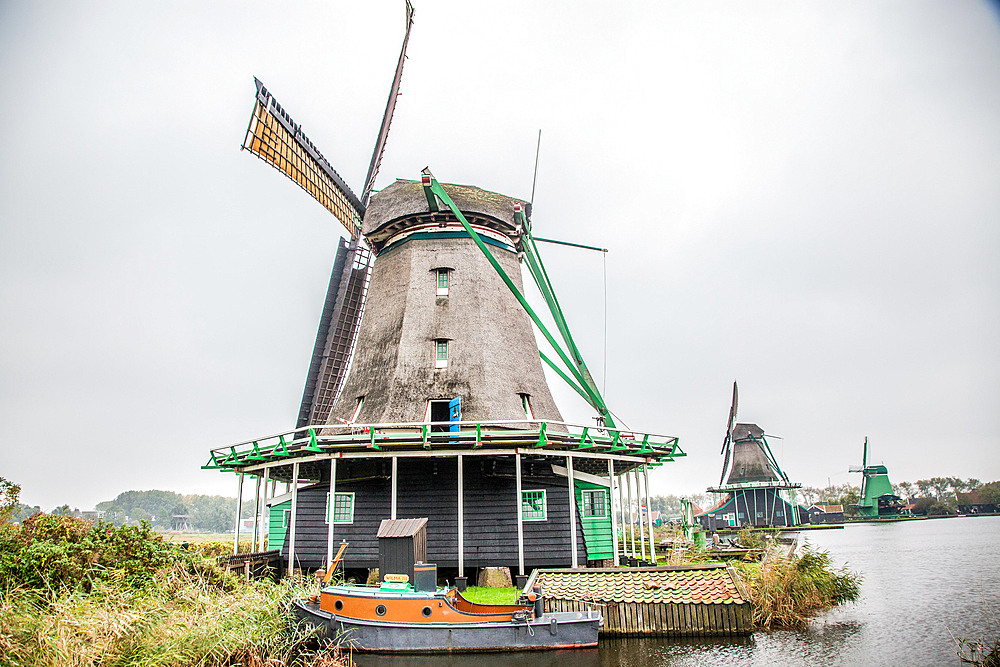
[273,435,291,457]
[306,428,323,452]
[608,431,627,452]
[575,426,597,450]
[535,422,549,448]
[246,441,266,461]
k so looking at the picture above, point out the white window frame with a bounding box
[282,508,291,528]
[326,492,355,525]
[436,268,450,296]
[435,340,448,368]
[582,489,607,518]
[521,489,547,521]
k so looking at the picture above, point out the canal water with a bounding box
[354,515,1000,667]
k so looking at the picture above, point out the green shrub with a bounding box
[0,515,192,592]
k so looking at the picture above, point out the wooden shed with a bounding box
[527,564,752,637]
[377,517,427,584]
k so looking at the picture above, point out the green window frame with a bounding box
[582,489,607,518]
[437,269,449,290]
[521,489,547,521]
[436,341,448,360]
[325,492,355,524]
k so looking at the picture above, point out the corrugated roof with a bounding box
[530,565,748,606]
[377,517,428,538]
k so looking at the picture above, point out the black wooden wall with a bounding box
[282,455,589,571]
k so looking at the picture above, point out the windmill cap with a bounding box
[363,179,527,244]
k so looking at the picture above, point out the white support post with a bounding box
[390,456,398,520]
[626,469,636,558]
[251,475,261,552]
[259,467,270,551]
[567,455,578,568]
[233,472,244,556]
[515,452,524,577]
[634,468,646,561]
[608,459,619,567]
[288,462,300,575]
[618,469,628,559]
[326,458,337,567]
[644,465,656,564]
[458,455,464,577]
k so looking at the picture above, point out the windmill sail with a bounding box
[242,78,365,238]
[719,381,738,485]
[361,0,415,206]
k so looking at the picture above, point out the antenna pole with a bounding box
[530,129,541,205]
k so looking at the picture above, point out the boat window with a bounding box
[325,492,355,524]
[582,489,607,518]
[376,604,387,616]
[422,606,432,617]
[521,489,547,521]
[334,599,343,611]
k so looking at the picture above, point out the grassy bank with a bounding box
[0,514,347,667]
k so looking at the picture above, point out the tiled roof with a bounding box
[530,565,747,606]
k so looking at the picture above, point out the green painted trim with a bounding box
[575,481,613,560]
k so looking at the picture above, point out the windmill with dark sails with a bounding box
[701,382,802,529]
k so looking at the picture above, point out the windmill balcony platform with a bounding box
[204,419,683,480]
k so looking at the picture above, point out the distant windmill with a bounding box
[704,381,801,529]
[849,437,903,518]
[241,1,415,429]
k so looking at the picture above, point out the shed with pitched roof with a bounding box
[525,564,751,636]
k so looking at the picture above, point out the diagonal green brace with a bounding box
[306,428,323,452]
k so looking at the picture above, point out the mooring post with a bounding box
[567,454,578,568]
[515,452,525,577]
[288,462,300,575]
[458,454,465,577]
[608,458,619,567]
[233,472,244,555]
[326,457,337,568]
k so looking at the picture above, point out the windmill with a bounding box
[705,381,801,529]
[849,437,902,518]
[210,1,685,577]
[241,1,415,430]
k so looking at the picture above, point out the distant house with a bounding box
[808,504,844,524]
[956,493,997,515]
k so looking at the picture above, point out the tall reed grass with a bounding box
[0,516,348,667]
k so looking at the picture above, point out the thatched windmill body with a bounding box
[211,3,685,580]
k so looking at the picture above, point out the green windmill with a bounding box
[849,437,904,518]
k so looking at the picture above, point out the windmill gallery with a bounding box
[201,3,807,589]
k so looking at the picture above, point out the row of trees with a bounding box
[94,490,256,532]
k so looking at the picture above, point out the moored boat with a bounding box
[293,577,602,653]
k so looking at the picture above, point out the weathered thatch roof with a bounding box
[362,179,525,239]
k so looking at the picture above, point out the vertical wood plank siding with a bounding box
[544,599,750,636]
[282,456,587,570]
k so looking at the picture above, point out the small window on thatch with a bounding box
[435,340,448,368]
[436,268,450,296]
[350,396,364,423]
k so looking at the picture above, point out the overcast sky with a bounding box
[1,1,998,512]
